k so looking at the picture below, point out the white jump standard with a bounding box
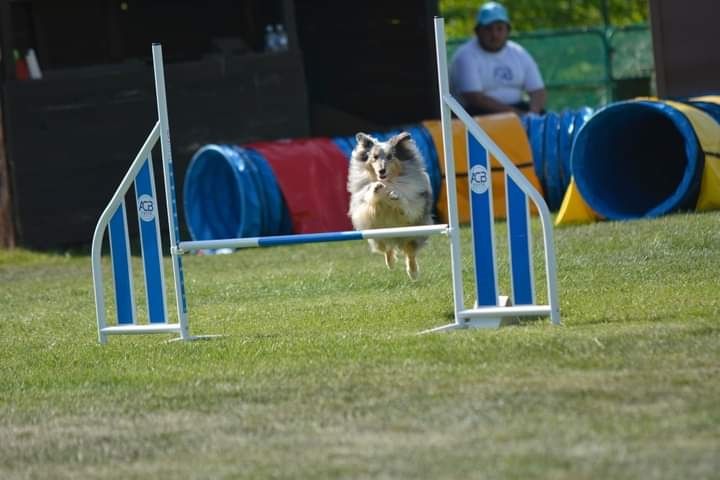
[91,19,560,343]
[422,17,560,332]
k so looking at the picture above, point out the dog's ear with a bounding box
[390,131,412,146]
[355,132,374,149]
[391,132,416,161]
[354,132,374,162]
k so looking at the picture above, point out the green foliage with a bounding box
[441,0,649,38]
[1,211,719,477]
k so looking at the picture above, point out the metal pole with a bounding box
[601,0,610,28]
[434,17,466,328]
[151,44,191,340]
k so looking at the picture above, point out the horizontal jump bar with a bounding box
[177,224,449,253]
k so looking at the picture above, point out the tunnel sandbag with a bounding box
[571,100,709,220]
[332,125,442,209]
[422,112,542,222]
[183,144,292,241]
[247,138,353,234]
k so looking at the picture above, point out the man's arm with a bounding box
[459,91,521,115]
[528,88,546,114]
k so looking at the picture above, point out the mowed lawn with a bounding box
[1,211,718,479]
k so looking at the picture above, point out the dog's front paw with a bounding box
[372,182,384,194]
[388,190,400,200]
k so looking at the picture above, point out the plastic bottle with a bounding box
[275,24,288,51]
[264,24,278,52]
[13,49,29,80]
[26,48,42,79]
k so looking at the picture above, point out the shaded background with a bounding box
[0,0,716,249]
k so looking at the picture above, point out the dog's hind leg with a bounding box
[402,241,419,280]
[384,249,396,269]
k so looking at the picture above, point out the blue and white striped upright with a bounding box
[135,158,168,324]
[506,174,535,306]
[466,134,537,309]
[91,45,195,343]
[108,202,135,325]
[420,17,560,332]
[467,132,499,309]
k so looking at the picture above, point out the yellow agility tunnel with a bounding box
[423,112,543,223]
[557,96,720,225]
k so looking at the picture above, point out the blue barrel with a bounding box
[571,100,705,220]
[183,144,292,241]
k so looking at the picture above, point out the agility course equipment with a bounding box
[183,113,547,243]
[182,97,589,240]
[183,126,442,242]
[421,18,559,332]
[522,108,594,211]
[183,145,293,241]
[558,97,720,224]
[91,46,192,343]
[91,18,560,342]
[422,112,543,223]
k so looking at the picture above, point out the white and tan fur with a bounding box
[347,131,434,280]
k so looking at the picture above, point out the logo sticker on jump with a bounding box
[138,194,155,222]
[470,165,490,195]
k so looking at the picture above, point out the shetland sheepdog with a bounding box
[346,131,434,280]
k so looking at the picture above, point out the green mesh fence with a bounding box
[609,25,654,79]
[446,24,654,111]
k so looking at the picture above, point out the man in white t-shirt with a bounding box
[449,2,546,116]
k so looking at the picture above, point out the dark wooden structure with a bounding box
[295,0,439,136]
[0,0,439,249]
[649,0,720,98]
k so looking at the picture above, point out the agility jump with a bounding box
[91,17,560,343]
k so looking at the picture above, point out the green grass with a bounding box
[1,212,719,479]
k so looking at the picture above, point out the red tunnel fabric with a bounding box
[247,138,353,234]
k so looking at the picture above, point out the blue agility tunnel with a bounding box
[522,108,594,211]
[571,100,708,220]
[183,144,292,240]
